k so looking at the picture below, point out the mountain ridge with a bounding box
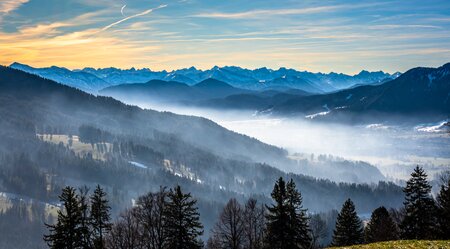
[9,62,399,93]
[267,62,450,121]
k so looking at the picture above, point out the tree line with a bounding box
[44,166,450,248]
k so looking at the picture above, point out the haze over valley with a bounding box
[11,62,449,182]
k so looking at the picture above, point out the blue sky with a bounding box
[1,0,449,74]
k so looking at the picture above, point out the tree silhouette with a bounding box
[437,177,450,239]
[265,177,311,249]
[331,198,363,246]
[44,186,84,249]
[364,206,398,243]
[400,166,437,239]
[164,185,203,249]
[211,198,245,249]
[90,185,112,249]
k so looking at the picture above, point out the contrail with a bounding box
[102,4,167,31]
[121,4,126,16]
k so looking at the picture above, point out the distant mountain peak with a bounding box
[10,62,28,67]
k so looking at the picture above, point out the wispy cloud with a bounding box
[368,24,442,30]
[192,3,383,19]
[0,0,28,14]
[193,6,339,19]
[121,5,126,17]
[102,4,167,31]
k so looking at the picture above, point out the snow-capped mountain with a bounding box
[9,62,110,92]
[9,62,399,94]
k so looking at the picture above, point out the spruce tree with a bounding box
[164,185,203,249]
[364,206,398,243]
[286,179,311,249]
[44,186,84,249]
[265,177,311,249]
[437,178,450,239]
[90,185,112,249]
[265,177,289,249]
[331,199,363,247]
[400,166,437,239]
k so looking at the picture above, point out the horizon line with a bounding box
[5,61,413,76]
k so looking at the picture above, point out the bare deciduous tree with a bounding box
[243,198,265,249]
[135,187,168,249]
[211,198,245,249]
[106,209,141,249]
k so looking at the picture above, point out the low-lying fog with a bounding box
[133,101,450,181]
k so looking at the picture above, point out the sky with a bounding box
[0,0,450,74]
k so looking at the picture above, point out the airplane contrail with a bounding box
[102,4,167,31]
[121,4,126,16]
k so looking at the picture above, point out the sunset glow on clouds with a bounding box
[0,0,450,73]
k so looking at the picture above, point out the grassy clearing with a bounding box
[37,134,112,161]
[328,240,450,249]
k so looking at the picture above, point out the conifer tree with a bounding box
[90,185,112,249]
[44,186,84,249]
[400,166,437,239]
[164,185,203,249]
[437,178,450,239]
[364,206,398,243]
[331,199,363,247]
[265,177,311,249]
[265,177,289,249]
[286,179,311,249]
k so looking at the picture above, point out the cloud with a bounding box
[193,6,339,19]
[368,24,442,30]
[0,24,161,69]
[192,3,384,19]
[0,0,28,14]
[121,5,126,17]
[102,4,167,31]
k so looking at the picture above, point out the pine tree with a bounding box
[265,177,289,249]
[437,178,450,239]
[364,206,398,243]
[286,179,311,249]
[44,186,84,249]
[164,185,203,249]
[90,185,112,249]
[400,166,437,239]
[331,198,363,247]
[265,177,311,249]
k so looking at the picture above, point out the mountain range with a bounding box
[10,62,399,94]
[98,63,450,123]
[9,62,449,123]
